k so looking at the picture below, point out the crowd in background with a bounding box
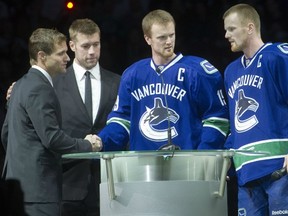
[0,0,288,172]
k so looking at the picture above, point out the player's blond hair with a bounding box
[223,4,261,33]
[142,9,175,37]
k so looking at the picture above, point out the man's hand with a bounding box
[6,82,16,100]
[85,134,103,152]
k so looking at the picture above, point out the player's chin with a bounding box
[164,50,174,57]
[230,45,239,52]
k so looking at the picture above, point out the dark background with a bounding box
[0,0,288,173]
[0,1,287,215]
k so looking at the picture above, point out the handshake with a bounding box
[84,134,103,152]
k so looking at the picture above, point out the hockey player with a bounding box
[98,9,229,151]
[223,3,288,216]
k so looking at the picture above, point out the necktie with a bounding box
[85,71,93,122]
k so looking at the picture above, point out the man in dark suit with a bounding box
[1,28,102,216]
[53,19,121,216]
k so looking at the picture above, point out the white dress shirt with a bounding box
[73,61,101,122]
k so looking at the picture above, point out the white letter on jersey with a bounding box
[177,68,185,81]
[257,55,262,68]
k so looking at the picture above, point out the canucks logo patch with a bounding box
[277,43,288,54]
[238,208,246,216]
[235,89,259,133]
[139,97,179,141]
[200,60,218,74]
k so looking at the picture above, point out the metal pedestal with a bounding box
[100,153,230,216]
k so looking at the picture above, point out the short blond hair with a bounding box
[223,4,261,33]
[69,18,101,41]
[28,28,67,62]
[142,9,175,37]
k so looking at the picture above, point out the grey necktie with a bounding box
[85,71,93,122]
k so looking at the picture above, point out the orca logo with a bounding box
[139,97,179,141]
[235,89,259,133]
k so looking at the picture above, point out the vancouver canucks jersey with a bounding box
[99,53,229,151]
[224,43,288,185]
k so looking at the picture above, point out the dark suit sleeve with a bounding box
[1,115,8,152]
[26,84,92,154]
[1,97,12,151]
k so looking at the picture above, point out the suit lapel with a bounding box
[95,68,111,124]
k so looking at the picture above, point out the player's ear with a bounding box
[144,34,151,45]
[247,22,254,35]
[69,40,76,52]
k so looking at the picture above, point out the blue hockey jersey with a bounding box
[99,53,229,151]
[224,43,288,185]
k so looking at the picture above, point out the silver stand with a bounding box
[100,151,232,216]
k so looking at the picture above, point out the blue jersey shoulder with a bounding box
[263,42,288,55]
[260,43,288,58]
[181,55,220,76]
[276,42,288,54]
[124,58,150,73]
[258,43,288,70]
[121,58,151,80]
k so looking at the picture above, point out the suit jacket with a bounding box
[53,65,120,200]
[1,68,92,203]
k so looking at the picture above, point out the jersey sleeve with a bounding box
[98,122,129,151]
[194,60,229,149]
[271,43,288,101]
[98,69,132,151]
